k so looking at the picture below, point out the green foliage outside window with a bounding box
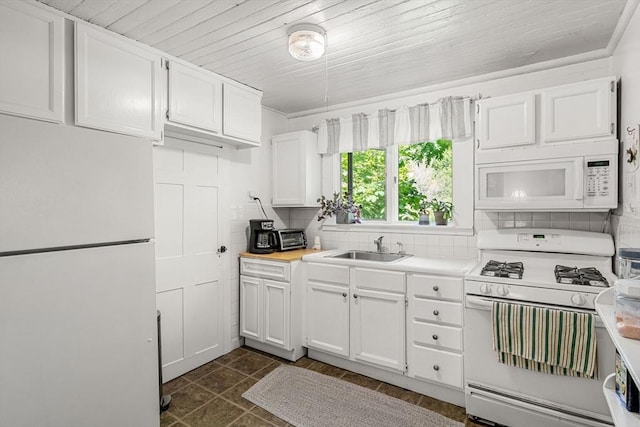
[341,150,386,220]
[341,139,452,222]
[399,139,452,221]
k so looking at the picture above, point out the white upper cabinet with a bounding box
[166,61,222,134]
[541,78,615,143]
[75,22,162,140]
[222,81,262,144]
[477,93,535,150]
[272,131,321,207]
[476,77,616,153]
[0,2,64,123]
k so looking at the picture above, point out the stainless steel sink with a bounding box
[327,250,412,262]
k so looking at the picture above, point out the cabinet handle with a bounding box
[353,294,359,299]
[433,310,439,316]
[433,365,440,371]
[432,286,439,292]
[432,334,438,340]
[342,292,347,297]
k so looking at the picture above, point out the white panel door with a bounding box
[264,279,290,349]
[154,144,223,381]
[168,61,222,133]
[240,275,262,341]
[0,1,64,122]
[477,93,535,150]
[156,289,184,367]
[0,243,158,427]
[306,281,350,357]
[542,78,614,142]
[75,22,162,139]
[351,288,405,372]
[222,82,262,144]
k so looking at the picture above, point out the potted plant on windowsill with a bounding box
[317,192,361,224]
[427,198,453,225]
[418,198,430,225]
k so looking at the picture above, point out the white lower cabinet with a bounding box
[407,273,464,389]
[240,256,305,360]
[307,280,350,356]
[306,264,406,373]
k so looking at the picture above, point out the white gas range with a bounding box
[464,229,616,427]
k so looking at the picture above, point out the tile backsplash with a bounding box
[289,209,612,261]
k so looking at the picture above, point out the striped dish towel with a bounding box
[492,302,598,378]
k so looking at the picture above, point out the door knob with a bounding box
[217,245,227,255]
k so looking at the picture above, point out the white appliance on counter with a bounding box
[0,115,159,426]
[464,229,617,427]
[475,139,618,211]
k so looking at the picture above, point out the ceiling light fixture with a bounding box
[287,23,326,61]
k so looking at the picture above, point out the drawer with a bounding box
[408,274,462,301]
[410,346,463,389]
[410,320,462,352]
[307,262,349,285]
[241,258,290,281]
[413,299,462,326]
[352,267,405,293]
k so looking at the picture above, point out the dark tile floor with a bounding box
[160,346,483,427]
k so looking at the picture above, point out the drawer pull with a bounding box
[342,292,347,297]
[433,310,439,316]
[433,285,439,292]
[433,365,440,371]
[432,334,438,340]
[353,294,359,299]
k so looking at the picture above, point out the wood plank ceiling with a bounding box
[37,0,629,115]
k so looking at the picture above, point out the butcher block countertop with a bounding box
[240,249,324,262]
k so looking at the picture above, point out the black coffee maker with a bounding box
[248,219,276,254]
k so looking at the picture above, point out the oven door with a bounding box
[476,158,584,210]
[464,295,614,427]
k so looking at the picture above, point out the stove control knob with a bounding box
[480,283,492,294]
[571,293,587,306]
[496,285,509,296]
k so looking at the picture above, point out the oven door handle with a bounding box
[465,295,495,310]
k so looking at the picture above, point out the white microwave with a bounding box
[476,154,617,211]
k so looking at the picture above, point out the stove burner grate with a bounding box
[554,265,608,287]
[481,260,524,279]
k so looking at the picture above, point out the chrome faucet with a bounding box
[396,241,405,255]
[374,236,384,253]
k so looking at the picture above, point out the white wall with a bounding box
[222,107,289,345]
[286,58,613,258]
[611,2,640,267]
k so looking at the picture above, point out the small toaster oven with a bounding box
[274,229,307,251]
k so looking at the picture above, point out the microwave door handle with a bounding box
[574,159,584,201]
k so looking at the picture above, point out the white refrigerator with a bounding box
[0,115,159,426]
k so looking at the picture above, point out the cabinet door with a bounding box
[272,132,306,206]
[263,280,290,349]
[240,275,262,341]
[75,22,162,139]
[307,281,350,357]
[351,288,405,371]
[272,130,321,207]
[222,82,262,144]
[167,61,222,133]
[542,78,614,142]
[477,93,535,150]
[0,2,64,122]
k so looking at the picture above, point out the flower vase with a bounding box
[335,210,352,224]
[434,211,448,225]
[418,214,430,225]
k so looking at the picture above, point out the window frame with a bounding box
[327,139,473,235]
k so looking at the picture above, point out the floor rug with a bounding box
[242,365,464,427]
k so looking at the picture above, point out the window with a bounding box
[339,139,471,229]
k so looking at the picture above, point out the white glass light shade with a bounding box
[288,24,326,61]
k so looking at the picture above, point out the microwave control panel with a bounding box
[586,160,611,198]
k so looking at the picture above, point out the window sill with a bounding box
[320,221,474,236]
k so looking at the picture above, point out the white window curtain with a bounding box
[316,96,473,154]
